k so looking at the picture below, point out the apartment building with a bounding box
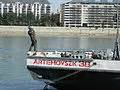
[0,0,50,19]
[60,1,120,28]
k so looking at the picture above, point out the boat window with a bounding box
[76,56,78,58]
[80,56,82,59]
[72,56,74,58]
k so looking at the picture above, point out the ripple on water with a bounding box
[0,80,57,90]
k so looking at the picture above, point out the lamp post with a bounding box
[112,4,119,60]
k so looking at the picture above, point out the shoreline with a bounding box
[0,26,118,38]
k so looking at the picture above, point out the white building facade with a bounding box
[60,1,120,28]
[0,0,50,19]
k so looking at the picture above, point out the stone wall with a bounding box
[0,26,118,37]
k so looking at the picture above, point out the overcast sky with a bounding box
[48,0,113,13]
[48,0,71,13]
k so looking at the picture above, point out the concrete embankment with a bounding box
[0,26,118,38]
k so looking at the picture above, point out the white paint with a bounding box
[27,58,120,73]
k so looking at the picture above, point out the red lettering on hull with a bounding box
[32,59,91,68]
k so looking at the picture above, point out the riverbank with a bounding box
[0,26,118,38]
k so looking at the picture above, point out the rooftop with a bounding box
[0,0,50,4]
[64,0,120,4]
[71,0,120,4]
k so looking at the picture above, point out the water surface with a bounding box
[0,36,117,89]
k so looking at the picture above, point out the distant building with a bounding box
[60,1,119,28]
[87,0,96,3]
[100,0,108,3]
[0,0,51,19]
[113,0,120,3]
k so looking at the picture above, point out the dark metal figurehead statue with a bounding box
[28,25,32,30]
[28,26,37,52]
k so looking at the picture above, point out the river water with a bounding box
[0,36,118,90]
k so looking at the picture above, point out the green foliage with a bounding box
[50,13,60,26]
[0,12,60,26]
[2,13,17,25]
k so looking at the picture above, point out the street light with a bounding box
[112,4,119,60]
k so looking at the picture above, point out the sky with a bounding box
[48,0,113,13]
[48,0,71,13]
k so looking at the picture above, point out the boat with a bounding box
[27,49,120,89]
[26,5,120,89]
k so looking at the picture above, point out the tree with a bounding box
[0,12,60,26]
[2,12,17,25]
[0,14,3,25]
[39,13,60,26]
[17,13,28,25]
[27,11,35,25]
[50,13,60,26]
[40,15,50,26]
